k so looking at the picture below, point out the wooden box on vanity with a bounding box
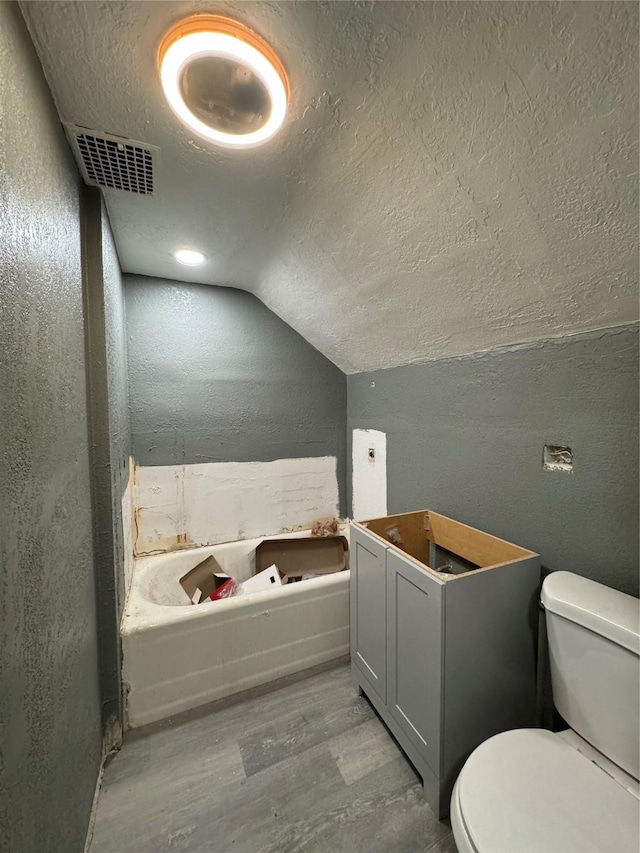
[350,510,540,818]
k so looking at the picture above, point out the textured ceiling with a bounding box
[23,1,639,373]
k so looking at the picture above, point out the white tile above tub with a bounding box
[133,456,340,556]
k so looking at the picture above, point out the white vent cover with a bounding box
[64,124,158,196]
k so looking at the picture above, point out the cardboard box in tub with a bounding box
[179,555,282,604]
[255,535,349,582]
[179,556,238,604]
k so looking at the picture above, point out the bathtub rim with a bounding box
[123,526,350,635]
[123,569,349,634]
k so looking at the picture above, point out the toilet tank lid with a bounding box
[541,572,639,654]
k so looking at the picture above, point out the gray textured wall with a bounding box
[0,4,102,850]
[125,276,347,512]
[348,325,639,597]
[82,188,130,735]
[102,197,131,622]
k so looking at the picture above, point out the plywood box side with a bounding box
[363,509,430,529]
[352,519,440,581]
[358,511,537,573]
[451,556,541,581]
[362,511,431,565]
[428,512,537,568]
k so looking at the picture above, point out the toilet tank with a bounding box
[541,572,640,780]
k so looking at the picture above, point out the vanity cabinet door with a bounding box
[351,525,389,703]
[386,548,443,774]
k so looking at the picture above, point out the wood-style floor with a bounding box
[90,660,457,853]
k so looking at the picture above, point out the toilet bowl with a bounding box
[451,572,640,853]
[451,728,639,853]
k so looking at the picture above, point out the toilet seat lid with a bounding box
[457,729,640,853]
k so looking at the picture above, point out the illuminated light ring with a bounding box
[159,20,288,149]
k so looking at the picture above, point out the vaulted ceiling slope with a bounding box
[23,1,638,373]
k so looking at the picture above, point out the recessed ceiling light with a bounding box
[173,248,206,266]
[159,15,289,149]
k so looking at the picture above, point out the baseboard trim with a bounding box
[83,754,105,853]
[84,721,123,853]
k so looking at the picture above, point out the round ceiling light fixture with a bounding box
[159,15,289,149]
[173,248,206,266]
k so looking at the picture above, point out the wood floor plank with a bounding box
[238,692,373,777]
[328,716,403,786]
[90,662,456,853]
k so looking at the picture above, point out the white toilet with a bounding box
[451,571,640,853]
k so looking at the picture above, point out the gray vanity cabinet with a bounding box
[350,511,540,819]
[386,548,443,776]
[350,525,388,704]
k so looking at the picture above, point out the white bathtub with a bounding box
[122,528,350,729]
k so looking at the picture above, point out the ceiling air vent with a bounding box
[64,124,158,196]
